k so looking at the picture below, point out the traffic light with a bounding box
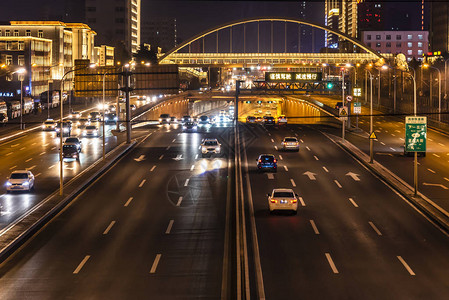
[326,83,334,89]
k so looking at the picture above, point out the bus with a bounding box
[6,100,21,119]
[40,91,60,109]
[23,97,34,114]
[0,100,8,124]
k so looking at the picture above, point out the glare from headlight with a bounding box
[22,181,29,186]
[6,181,11,186]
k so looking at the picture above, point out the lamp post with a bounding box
[423,64,441,122]
[341,67,346,140]
[17,68,26,130]
[58,64,96,196]
[367,70,374,163]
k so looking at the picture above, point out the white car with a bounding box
[267,188,298,214]
[201,138,221,157]
[281,137,300,151]
[42,119,57,131]
[83,125,99,137]
[69,111,81,119]
[6,170,35,192]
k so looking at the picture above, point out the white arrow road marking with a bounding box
[303,171,316,180]
[422,183,448,190]
[134,155,146,162]
[173,154,183,161]
[346,172,360,181]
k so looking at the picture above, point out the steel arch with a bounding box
[159,17,384,63]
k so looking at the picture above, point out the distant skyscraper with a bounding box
[430,2,449,53]
[298,1,313,52]
[358,0,383,36]
[325,0,358,49]
[141,17,177,53]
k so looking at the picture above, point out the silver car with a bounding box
[267,188,298,214]
[281,137,300,151]
[201,138,221,157]
[6,170,35,192]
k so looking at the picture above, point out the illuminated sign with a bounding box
[353,88,362,97]
[265,72,322,82]
[0,92,14,97]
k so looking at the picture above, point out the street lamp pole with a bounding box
[102,71,109,161]
[341,68,345,140]
[367,70,374,163]
[20,78,24,130]
[424,65,442,122]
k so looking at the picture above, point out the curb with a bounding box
[0,140,137,263]
[323,132,449,233]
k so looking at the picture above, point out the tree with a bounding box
[134,43,158,65]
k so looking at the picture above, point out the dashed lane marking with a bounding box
[124,197,133,207]
[368,221,383,236]
[290,179,296,187]
[310,220,320,234]
[184,178,190,186]
[323,166,329,173]
[397,256,415,276]
[73,256,90,274]
[325,253,339,274]
[176,196,183,206]
[139,179,146,188]
[103,221,116,235]
[150,254,162,274]
[298,197,305,206]
[165,220,174,234]
[348,198,358,207]
[150,165,157,172]
[334,180,342,188]
[159,155,164,160]
[284,166,288,171]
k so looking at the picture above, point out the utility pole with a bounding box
[120,68,133,144]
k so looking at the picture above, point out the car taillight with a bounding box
[258,159,262,163]
[291,199,297,203]
[273,159,277,163]
[270,199,277,203]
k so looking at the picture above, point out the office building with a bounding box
[141,17,176,53]
[362,30,428,61]
[430,2,449,53]
[325,0,358,49]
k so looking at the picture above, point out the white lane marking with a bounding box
[298,197,305,206]
[159,154,164,160]
[190,165,195,171]
[428,138,433,142]
[314,156,319,161]
[334,180,342,188]
[25,158,33,162]
[5,152,12,156]
[325,253,339,274]
[427,168,436,174]
[267,173,274,179]
[19,147,26,151]
[51,146,56,150]
[176,196,183,206]
[195,154,199,160]
[433,154,440,158]
[184,178,190,186]
[397,256,415,276]
[165,220,174,234]
[279,155,283,160]
[150,165,157,172]
[300,139,304,143]
[73,255,90,274]
[48,165,55,169]
[9,165,17,170]
[35,173,41,177]
[306,146,311,151]
[422,183,448,189]
[380,142,386,146]
[348,198,358,207]
[31,142,37,146]
[270,139,274,143]
[294,133,298,137]
[391,134,396,137]
[389,147,396,152]
[27,165,36,170]
[368,221,383,236]
[124,197,133,207]
[310,220,320,234]
[11,144,19,147]
[323,166,329,173]
[439,143,445,147]
[198,146,201,150]
[150,254,162,274]
[268,133,271,136]
[103,221,116,235]
[39,152,46,156]
[290,179,296,187]
[284,166,288,171]
[172,139,176,143]
[43,143,49,147]
[445,177,449,182]
[273,146,277,151]
[399,138,404,141]
[139,179,146,188]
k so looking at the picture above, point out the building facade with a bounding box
[85,0,141,59]
[0,21,97,97]
[358,0,383,35]
[325,0,358,49]
[430,2,449,53]
[141,17,176,53]
[362,31,428,61]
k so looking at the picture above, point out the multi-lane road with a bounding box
[1,96,449,299]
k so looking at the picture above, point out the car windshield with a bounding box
[273,192,294,198]
[160,114,169,118]
[11,173,28,179]
[86,126,96,129]
[65,138,79,143]
[261,156,274,161]
[200,116,208,121]
[204,141,218,146]
[44,121,54,124]
[284,138,297,142]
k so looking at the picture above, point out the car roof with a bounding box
[203,138,218,142]
[63,142,78,146]
[259,154,275,157]
[11,170,29,174]
[283,137,298,140]
[272,188,294,193]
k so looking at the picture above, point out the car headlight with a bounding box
[22,181,29,186]
[216,147,221,151]
[159,118,162,122]
[6,181,11,186]
[114,117,118,121]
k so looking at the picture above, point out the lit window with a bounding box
[418,34,423,40]
[376,43,381,47]
[418,50,423,55]
[6,41,12,50]
[6,55,12,65]
[18,55,25,66]
[376,35,381,40]
[14,30,19,37]
[407,34,413,40]
[396,35,401,40]
[408,42,412,47]
[418,42,422,47]
[18,41,24,50]
[408,50,413,55]
[38,30,43,38]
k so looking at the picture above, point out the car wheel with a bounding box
[292,210,297,215]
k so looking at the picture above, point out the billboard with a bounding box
[265,72,323,82]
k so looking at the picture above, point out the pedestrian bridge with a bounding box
[159,17,388,67]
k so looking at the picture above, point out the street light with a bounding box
[423,63,442,122]
[16,68,26,130]
[58,63,96,196]
[366,70,375,163]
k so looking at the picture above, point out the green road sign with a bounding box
[353,102,361,114]
[405,116,427,152]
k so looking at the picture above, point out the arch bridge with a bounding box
[159,17,389,67]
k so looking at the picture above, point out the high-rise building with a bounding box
[358,0,383,35]
[298,1,313,52]
[141,17,177,53]
[325,0,358,49]
[430,2,449,53]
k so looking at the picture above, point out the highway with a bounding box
[1,95,449,299]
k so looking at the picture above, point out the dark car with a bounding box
[104,113,118,124]
[62,143,80,160]
[159,113,170,124]
[89,111,102,121]
[263,116,275,126]
[183,121,197,132]
[56,121,72,137]
[257,154,277,172]
[64,137,82,152]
